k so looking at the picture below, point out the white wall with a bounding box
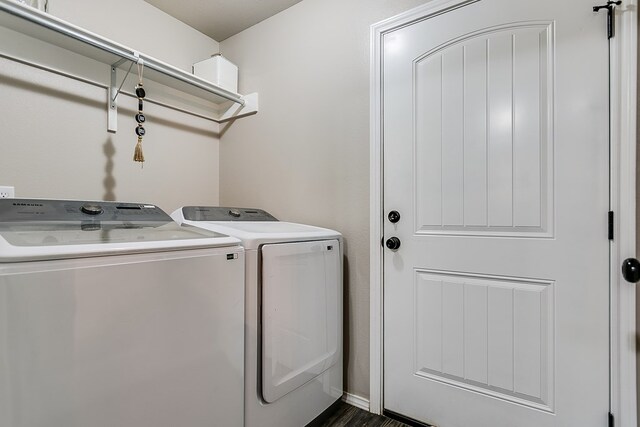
[0,0,221,212]
[219,0,426,399]
[49,0,216,72]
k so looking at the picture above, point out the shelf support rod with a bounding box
[0,51,251,124]
[108,58,128,133]
[112,59,134,103]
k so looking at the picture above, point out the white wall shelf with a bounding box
[0,0,258,131]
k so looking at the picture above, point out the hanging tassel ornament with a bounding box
[133,60,146,165]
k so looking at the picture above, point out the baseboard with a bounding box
[342,392,370,411]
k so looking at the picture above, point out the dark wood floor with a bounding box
[317,402,410,427]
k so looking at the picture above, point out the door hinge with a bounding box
[609,411,614,427]
[608,211,614,240]
[593,1,622,39]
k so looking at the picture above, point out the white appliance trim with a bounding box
[368,1,638,426]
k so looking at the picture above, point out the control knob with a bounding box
[81,204,103,215]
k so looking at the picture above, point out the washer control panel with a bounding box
[182,206,278,222]
[0,199,171,223]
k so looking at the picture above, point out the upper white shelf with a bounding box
[0,0,258,127]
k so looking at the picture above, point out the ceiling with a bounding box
[144,0,304,42]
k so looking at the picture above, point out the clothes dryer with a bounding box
[172,206,343,427]
[0,199,245,427]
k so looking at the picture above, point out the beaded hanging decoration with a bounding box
[133,60,146,164]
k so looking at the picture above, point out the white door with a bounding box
[382,0,610,426]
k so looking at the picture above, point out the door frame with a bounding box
[368,0,638,425]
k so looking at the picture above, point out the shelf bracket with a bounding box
[217,92,259,123]
[108,58,131,133]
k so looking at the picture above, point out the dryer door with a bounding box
[261,239,341,403]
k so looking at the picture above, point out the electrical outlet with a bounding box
[0,186,15,198]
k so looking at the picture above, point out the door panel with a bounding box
[415,23,552,237]
[383,0,609,426]
[414,271,554,411]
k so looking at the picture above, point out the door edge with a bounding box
[609,2,638,426]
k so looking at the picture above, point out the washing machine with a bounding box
[0,199,245,427]
[172,206,343,427]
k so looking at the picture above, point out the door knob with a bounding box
[621,258,640,283]
[388,210,401,223]
[386,237,401,250]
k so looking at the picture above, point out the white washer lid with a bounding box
[0,199,241,262]
[0,223,242,262]
[172,206,341,250]
[177,221,341,250]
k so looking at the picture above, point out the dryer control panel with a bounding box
[182,206,278,222]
